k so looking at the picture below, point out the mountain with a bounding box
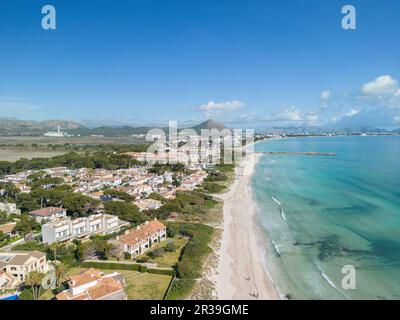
[0,119,84,135]
[0,117,169,137]
[190,119,230,133]
[69,125,168,137]
[79,119,141,128]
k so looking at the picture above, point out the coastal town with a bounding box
[0,146,234,300]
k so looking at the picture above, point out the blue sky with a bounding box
[1,0,399,128]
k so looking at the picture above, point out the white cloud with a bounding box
[270,105,301,121]
[321,90,331,100]
[198,100,245,117]
[361,75,399,95]
[345,109,360,117]
[331,109,360,124]
[266,106,319,125]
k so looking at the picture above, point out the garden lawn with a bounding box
[67,267,172,300]
[136,236,189,268]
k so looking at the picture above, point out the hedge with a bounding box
[81,261,174,276]
[81,261,140,271]
[139,265,148,273]
[148,268,175,276]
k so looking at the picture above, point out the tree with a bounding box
[14,214,39,235]
[103,189,134,202]
[91,237,111,259]
[104,201,144,223]
[165,240,176,252]
[53,261,69,288]
[63,193,100,216]
[147,247,165,258]
[0,231,7,242]
[25,271,45,300]
[19,288,34,300]
[0,182,20,200]
[83,243,97,260]
[149,192,165,202]
[108,244,120,258]
[0,211,9,224]
[72,239,84,262]
[50,243,58,261]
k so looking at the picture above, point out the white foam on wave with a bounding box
[280,209,287,222]
[271,196,281,206]
[316,264,337,289]
[271,239,281,256]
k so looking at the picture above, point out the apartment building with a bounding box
[42,213,130,244]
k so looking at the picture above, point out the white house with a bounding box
[134,199,162,211]
[0,202,21,215]
[29,207,67,223]
[0,251,48,289]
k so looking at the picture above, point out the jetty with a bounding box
[257,152,336,156]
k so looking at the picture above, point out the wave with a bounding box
[271,196,281,206]
[271,196,287,222]
[280,208,287,222]
[316,264,337,289]
[271,239,281,257]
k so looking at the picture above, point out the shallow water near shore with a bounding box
[252,136,400,299]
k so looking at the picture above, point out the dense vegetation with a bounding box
[148,162,186,174]
[0,144,150,177]
[103,201,146,223]
[146,190,218,221]
[103,189,135,202]
[166,222,214,300]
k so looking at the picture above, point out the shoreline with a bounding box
[213,151,280,300]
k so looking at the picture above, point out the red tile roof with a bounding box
[56,269,125,301]
[0,222,16,234]
[118,219,166,247]
[29,207,66,217]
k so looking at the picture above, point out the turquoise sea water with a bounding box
[252,136,400,299]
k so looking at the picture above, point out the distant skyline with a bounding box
[1,0,400,128]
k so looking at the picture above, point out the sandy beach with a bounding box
[213,152,280,300]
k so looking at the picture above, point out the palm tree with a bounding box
[25,271,45,300]
[53,262,69,288]
[50,243,58,261]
